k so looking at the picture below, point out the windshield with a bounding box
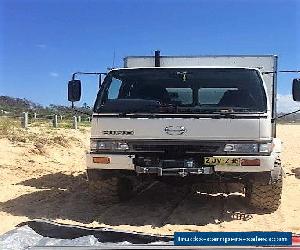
[94,68,267,114]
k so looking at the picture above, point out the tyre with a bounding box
[245,158,283,211]
[245,180,282,211]
[88,175,134,203]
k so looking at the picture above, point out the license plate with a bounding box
[204,157,240,166]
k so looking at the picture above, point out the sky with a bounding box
[0,0,300,112]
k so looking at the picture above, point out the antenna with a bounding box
[112,49,116,68]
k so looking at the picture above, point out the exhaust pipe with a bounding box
[155,50,160,67]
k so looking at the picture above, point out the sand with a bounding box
[0,124,299,235]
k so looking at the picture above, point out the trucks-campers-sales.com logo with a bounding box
[174,232,299,246]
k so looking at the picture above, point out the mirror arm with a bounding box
[98,74,102,89]
[72,72,107,89]
[70,71,107,109]
[262,70,300,75]
[72,72,107,81]
[261,70,300,121]
[274,108,300,120]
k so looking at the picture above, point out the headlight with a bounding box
[259,143,273,153]
[224,143,258,153]
[224,143,273,153]
[90,140,129,151]
[115,142,130,150]
[90,140,98,149]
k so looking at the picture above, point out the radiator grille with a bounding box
[131,144,220,153]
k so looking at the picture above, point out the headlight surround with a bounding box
[90,140,129,151]
[224,143,259,153]
[259,143,273,153]
[224,143,273,154]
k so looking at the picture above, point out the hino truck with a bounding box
[68,51,300,211]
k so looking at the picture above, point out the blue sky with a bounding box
[0,0,299,111]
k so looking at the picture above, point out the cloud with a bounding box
[277,94,300,113]
[49,72,59,77]
[36,44,47,49]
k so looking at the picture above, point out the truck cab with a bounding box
[68,53,300,211]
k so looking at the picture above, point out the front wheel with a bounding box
[245,158,283,212]
[245,179,282,212]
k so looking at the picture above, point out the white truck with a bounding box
[68,52,300,211]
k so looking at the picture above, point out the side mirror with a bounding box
[68,80,81,102]
[292,78,300,101]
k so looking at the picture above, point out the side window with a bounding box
[107,78,122,100]
[198,88,237,105]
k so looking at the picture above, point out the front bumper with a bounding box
[86,153,278,173]
[135,165,213,177]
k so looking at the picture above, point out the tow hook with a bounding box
[178,169,188,177]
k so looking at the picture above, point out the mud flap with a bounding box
[270,157,284,183]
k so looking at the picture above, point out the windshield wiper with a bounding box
[198,107,259,113]
[223,107,259,112]
[175,107,262,118]
[176,107,234,114]
[211,112,238,119]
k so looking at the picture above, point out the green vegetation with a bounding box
[0,116,36,143]
[0,96,92,119]
[0,96,91,134]
[0,116,86,156]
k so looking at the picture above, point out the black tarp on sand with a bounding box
[0,220,173,249]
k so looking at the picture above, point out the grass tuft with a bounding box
[0,117,87,151]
